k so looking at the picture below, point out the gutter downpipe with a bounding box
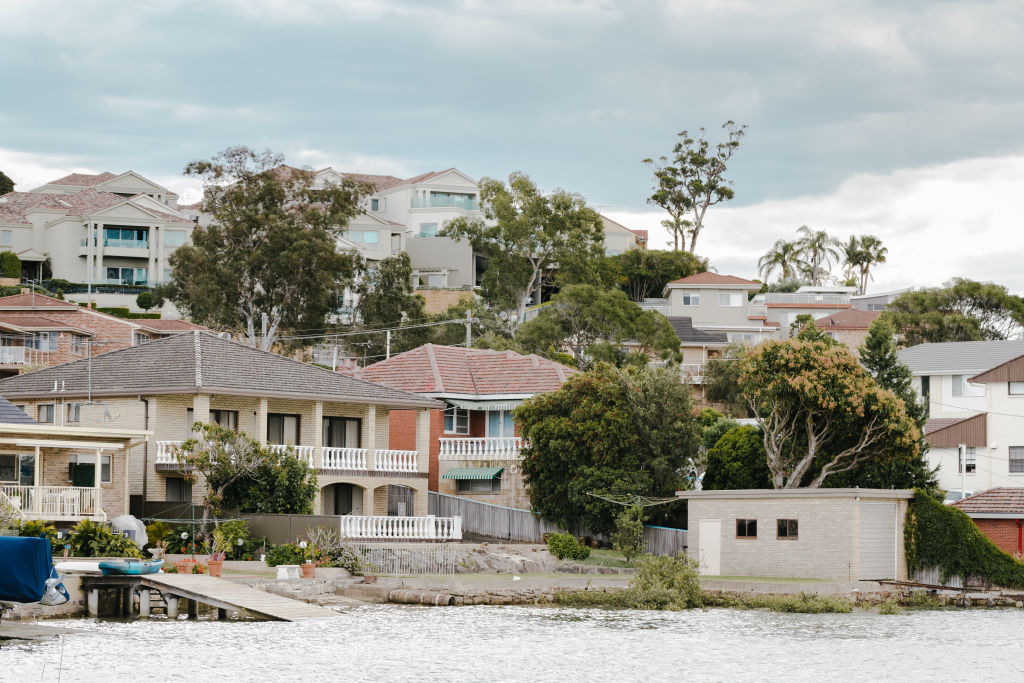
[139,396,150,505]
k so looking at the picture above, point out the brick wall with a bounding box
[974,518,1024,557]
[389,408,442,490]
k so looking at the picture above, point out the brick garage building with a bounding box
[952,488,1024,558]
[677,488,913,581]
[358,344,576,508]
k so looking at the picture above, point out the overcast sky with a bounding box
[2,0,1022,293]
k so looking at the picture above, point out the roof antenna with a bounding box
[51,380,57,393]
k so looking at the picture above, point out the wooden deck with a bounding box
[82,574,341,622]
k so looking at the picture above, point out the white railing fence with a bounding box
[156,441,419,473]
[352,542,457,576]
[374,449,418,473]
[0,485,101,519]
[155,440,182,464]
[322,447,368,470]
[339,514,462,540]
[269,444,315,465]
[439,437,523,460]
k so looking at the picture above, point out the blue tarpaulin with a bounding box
[0,536,51,603]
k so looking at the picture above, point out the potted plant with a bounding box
[207,550,225,577]
[299,540,315,578]
[175,531,199,574]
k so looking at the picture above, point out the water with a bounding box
[2,605,1022,682]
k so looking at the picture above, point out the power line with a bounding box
[276,317,475,342]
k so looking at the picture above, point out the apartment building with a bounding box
[0,331,440,517]
[900,340,1024,492]
[0,292,205,377]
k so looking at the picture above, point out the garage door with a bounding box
[859,501,897,580]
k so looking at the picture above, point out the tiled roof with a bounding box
[898,340,1024,375]
[0,293,80,309]
[0,331,439,408]
[665,272,761,289]
[46,172,118,187]
[360,344,576,396]
[816,309,881,330]
[953,488,1024,516]
[0,188,191,225]
[321,167,461,193]
[667,317,728,344]
[0,314,91,334]
[0,396,37,425]
[924,417,970,435]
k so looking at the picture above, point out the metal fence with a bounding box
[353,542,457,577]
[428,492,688,555]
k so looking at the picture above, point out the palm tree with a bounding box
[796,225,841,286]
[856,235,887,295]
[840,236,863,283]
[758,239,803,282]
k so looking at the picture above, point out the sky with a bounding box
[1,0,1023,294]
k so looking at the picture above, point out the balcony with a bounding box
[339,515,461,540]
[155,441,419,474]
[761,293,851,306]
[0,346,26,365]
[439,437,523,461]
[679,364,705,384]
[410,195,478,211]
[1,485,103,521]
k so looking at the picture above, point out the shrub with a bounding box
[17,520,58,548]
[212,520,251,558]
[306,526,361,574]
[703,592,854,614]
[547,532,591,561]
[67,519,142,558]
[146,521,174,548]
[878,599,901,615]
[0,251,21,278]
[554,553,702,610]
[136,291,155,310]
[265,543,304,567]
[611,506,646,563]
[702,426,772,490]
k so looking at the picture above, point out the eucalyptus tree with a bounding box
[757,239,804,282]
[643,121,747,253]
[795,225,841,286]
[442,172,604,326]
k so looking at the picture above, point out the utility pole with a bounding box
[465,309,472,348]
[386,329,391,360]
[331,345,338,372]
[959,443,966,496]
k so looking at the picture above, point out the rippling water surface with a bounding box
[2,606,1023,682]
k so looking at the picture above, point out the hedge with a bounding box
[905,488,1024,588]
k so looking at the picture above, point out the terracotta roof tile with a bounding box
[360,344,577,396]
[665,272,761,288]
[0,314,90,333]
[0,293,80,309]
[952,487,1024,516]
[816,309,881,330]
[46,172,118,187]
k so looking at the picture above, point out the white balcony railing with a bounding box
[761,293,851,305]
[269,444,315,465]
[679,364,705,384]
[374,449,419,472]
[155,440,182,464]
[747,304,767,318]
[339,515,462,540]
[322,447,368,470]
[1,485,102,520]
[439,437,523,460]
[0,346,26,364]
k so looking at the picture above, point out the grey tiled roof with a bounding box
[667,317,729,344]
[0,332,439,409]
[0,396,37,424]
[897,340,1024,375]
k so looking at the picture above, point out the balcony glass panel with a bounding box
[411,193,477,210]
[103,226,149,249]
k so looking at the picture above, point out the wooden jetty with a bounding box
[81,573,341,622]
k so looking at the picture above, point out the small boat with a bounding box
[0,536,70,606]
[98,558,164,576]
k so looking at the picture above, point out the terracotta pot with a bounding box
[175,560,197,574]
[301,563,316,579]
[363,574,377,584]
[207,559,224,577]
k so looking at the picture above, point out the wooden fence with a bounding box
[242,513,341,545]
[428,492,687,555]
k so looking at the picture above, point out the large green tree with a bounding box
[514,284,680,365]
[885,278,1024,344]
[353,253,430,360]
[643,121,746,252]
[163,146,367,350]
[517,364,698,534]
[442,172,604,325]
[608,249,709,302]
[0,171,14,195]
[702,425,772,490]
[222,447,318,514]
[735,338,921,488]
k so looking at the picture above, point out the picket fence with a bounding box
[428,492,688,556]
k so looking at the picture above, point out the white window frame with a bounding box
[719,291,743,307]
[1010,382,1024,396]
[486,410,516,438]
[1011,446,1024,474]
[68,453,112,484]
[958,447,976,474]
[680,291,700,306]
[952,375,985,398]
[37,404,55,424]
[443,405,469,435]
[67,403,81,424]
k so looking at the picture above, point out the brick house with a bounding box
[0,395,150,525]
[813,308,881,358]
[678,488,913,581]
[0,292,206,377]
[0,331,441,519]
[358,344,576,508]
[952,488,1024,558]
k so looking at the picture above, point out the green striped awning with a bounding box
[442,466,505,480]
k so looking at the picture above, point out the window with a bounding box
[68,453,111,484]
[103,226,149,248]
[777,519,798,539]
[27,332,58,352]
[418,223,439,237]
[71,335,83,353]
[921,376,930,403]
[0,454,33,485]
[952,375,985,398]
[487,410,515,438]
[0,230,11,246]
[680,292,700,306]
[105,267,147,285]
[346,229,380,244]
[605,249,622,257]
[132,331,151,346]
[736,519,757,539]
[1010,382,1024,396]
[730,333,755,344]
[186,408,237,433]
[959,447,976,474]
[164,230,187,247]
[37,404,55,424]
[0,454,15,482]
[1011,447,1024,474]
[370,198,385,211]
[166,476,192,502]
[67,403,81,424]
[268,413,300,446]
[719,292,743,307]
[323,416,360,448]
[415,272,445,288]
[456,475,502,493]
[867,303,886,311]
[443,405,469,435]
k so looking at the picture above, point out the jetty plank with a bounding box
[139,574,340,621]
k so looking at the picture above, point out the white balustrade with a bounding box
[339,515,462,540]
[1,485,101,520]
[322,447,368,470]
[438,437,523,460]
[374,449,419,472]
[155,440,184,464]
[269,444,315,465]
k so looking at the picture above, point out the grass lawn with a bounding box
[704,575,837,583]
[581,549,635,569]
